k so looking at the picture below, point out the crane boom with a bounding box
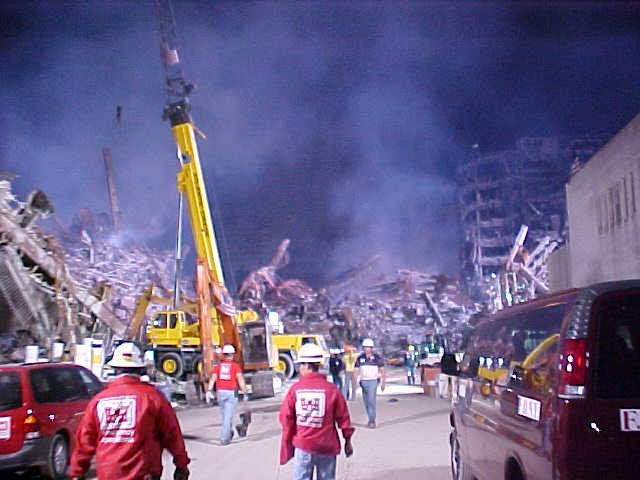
[147,1,275,397]
[154,0,224,283]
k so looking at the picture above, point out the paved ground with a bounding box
[7,368,452,479]
[160,367,453,480]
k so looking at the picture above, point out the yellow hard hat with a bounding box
[408,345,415,351]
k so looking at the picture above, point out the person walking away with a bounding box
[404,345,418,385]
[341,345,358,400]
[353,338,385,428]
[329,349,345,395]
[69,342,190,480]
[206,343,248,445]
[279,342,354,480]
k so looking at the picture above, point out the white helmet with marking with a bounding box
[362,338,375,348]
[108,342,145,368]
[295,343,324,364]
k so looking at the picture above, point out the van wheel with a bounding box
[42,433,69,479]
[450,430,473,480]
[158,352,184,378]
[506,458,524,480]
[278,353,295,379]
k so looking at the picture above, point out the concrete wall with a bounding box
[547,244,571,291]
[567,113,640,287]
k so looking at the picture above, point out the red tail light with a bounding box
[23,409,40,439]
[558,339,588,399]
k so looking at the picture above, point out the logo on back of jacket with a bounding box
[97,396,137,443]
[295,390,326,428]
[220,363,232,380]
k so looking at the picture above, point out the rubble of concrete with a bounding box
[60,228,176,322]
[238,240,478,354]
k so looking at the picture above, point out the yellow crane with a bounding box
[141,0,275,397]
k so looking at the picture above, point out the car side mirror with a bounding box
[440,352,459,376]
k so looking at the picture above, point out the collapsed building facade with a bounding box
[0,179,175,362]
[458,135,609,306]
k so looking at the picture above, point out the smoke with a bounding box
[2,1,640,287]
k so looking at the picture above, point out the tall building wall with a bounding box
[566,113,640,286]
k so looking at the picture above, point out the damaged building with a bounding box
[0,178,176,361]
[458,135,609,302]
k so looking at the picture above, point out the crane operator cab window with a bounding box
[242,324,269,364]
[152,312,179,330]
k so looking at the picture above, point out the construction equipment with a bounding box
[271,333,329,379]
[142,0,275,397]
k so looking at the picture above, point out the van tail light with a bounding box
[558,339,588,399]
[23,409,41,439]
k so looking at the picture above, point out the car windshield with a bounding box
[594,293,640,399]
[0,371,22,412]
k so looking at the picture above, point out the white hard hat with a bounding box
[362,338,374,348]
[108,342,144,368]
[222,344,236,355]
[295,343,324,363]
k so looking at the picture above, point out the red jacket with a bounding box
[211,360,241,390]
[69,375,190,480]
[278,372,354,464]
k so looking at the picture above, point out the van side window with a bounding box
[594,295,640,399]
[505,304,567,393]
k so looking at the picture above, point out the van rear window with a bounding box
[595,295,640,399]
[0,372,22,412]
[460,303,566,380]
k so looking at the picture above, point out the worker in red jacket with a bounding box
[206,343,248,445]
[279,342,354,480]
[69,342,190,480]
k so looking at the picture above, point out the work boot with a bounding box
[220,430,234,445]
[236,423,247,437]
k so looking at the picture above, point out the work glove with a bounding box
[344,439,354,457]
[174,466,189,480]
[205,390,214,404]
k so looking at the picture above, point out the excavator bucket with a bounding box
[235,401,252,437]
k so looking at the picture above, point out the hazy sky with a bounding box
[2,1,640,288]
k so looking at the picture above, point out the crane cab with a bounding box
[147,310,201,348]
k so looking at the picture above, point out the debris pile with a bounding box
[239,240,477,353]
[61,229,176,321]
